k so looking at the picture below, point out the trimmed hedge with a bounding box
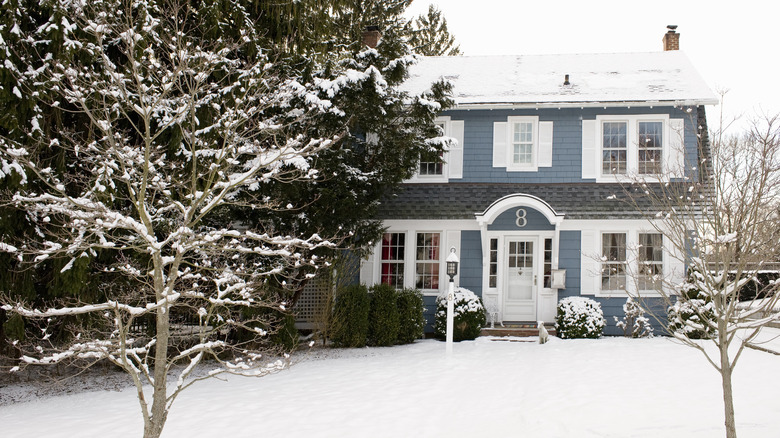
[367,284,400,346]
[331,284,370,348]
[396,288,425,344]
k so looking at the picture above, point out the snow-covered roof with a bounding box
[403,51,718,108]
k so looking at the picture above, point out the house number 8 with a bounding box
[515,208,527,228]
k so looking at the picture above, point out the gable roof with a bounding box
[403,51,718,108]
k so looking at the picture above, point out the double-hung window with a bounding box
[589,114,679,180]
[415,232,440,290]
[380,233,405,289]
[638,233,663,291]
[601,232,627,291]
[511,120,535,167]
[638,121,663,174]
[602,121,627,175]
[419,121,446,176]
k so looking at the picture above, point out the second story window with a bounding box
[419,121,446,176]
[587,114,682,181]
[602,121,627,175]
[511,121,534,166]
[638,121,664,174]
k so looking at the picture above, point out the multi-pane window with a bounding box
[602,122,627,175]
[601,233,627,291]
[638,121,663,174]
[419,122,445,176]
[511,121,534,166]
[543,238,553,288]
[638,233,663,290]
[488,238,498,288]
[415,233,440,290]
[380,233,405,289]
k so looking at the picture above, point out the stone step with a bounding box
[481,324,556,338]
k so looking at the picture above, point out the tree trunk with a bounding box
[144,306,170,438]
[720,341,737,438]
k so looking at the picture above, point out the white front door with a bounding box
[504,238,537,321]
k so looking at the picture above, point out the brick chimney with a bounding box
[362,26,381,49]
[663,25,679,51]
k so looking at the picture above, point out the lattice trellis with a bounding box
[294,274,333,329]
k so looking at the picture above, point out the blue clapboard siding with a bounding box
[443,106,695,183]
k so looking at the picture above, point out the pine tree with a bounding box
[406,4,462,56]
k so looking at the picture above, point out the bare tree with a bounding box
[0,1,406,437]
[621,107,780,438]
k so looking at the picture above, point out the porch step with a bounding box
[480,323,556,338]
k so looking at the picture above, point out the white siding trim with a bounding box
[359,242,378,286]
[448,120,464,179]
[492,121,508,168]
[667,118,686,179]
[581,120,597,178]
[538,121,554,167]
[580,230,599,295]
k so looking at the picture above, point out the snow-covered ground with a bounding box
[2,332,780,438]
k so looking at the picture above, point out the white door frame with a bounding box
[488,230,555,322]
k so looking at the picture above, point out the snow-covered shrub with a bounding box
[667,274,715,339]
[614,297,653,338]
[555,297,605,339]
[396,288,425,344]
[367,284,400,346]
[434,287,486,341]
[331,284,370,348]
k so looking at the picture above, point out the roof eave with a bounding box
[449,99,719,110]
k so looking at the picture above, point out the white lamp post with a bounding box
[445,247,459,355]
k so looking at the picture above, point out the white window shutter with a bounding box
[665,239,687,294]
[493,121,508,168]
[359,245,376,285]
[667,118,686,178]
[538,121,554,167]
[448,120,464,179]
[581,120,597,178]
[580,230,600,295]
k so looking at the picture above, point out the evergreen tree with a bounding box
[406,4,462,56]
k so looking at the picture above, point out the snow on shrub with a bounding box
[668,281,716,339]
[555,297,605,339]
[614,297,653,338]
[434,287,486,341]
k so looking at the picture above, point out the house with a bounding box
[356,26,718,335]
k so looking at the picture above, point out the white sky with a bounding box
[406,0,780,132]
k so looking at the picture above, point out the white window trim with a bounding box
[408,116,450,183]
[368,226,461,297]
[595,114,670,183]
[637,232,664,293]
[413,231,443,293]
[600,231,630,295]
[597,229,666,298]
[506,116,539,172]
